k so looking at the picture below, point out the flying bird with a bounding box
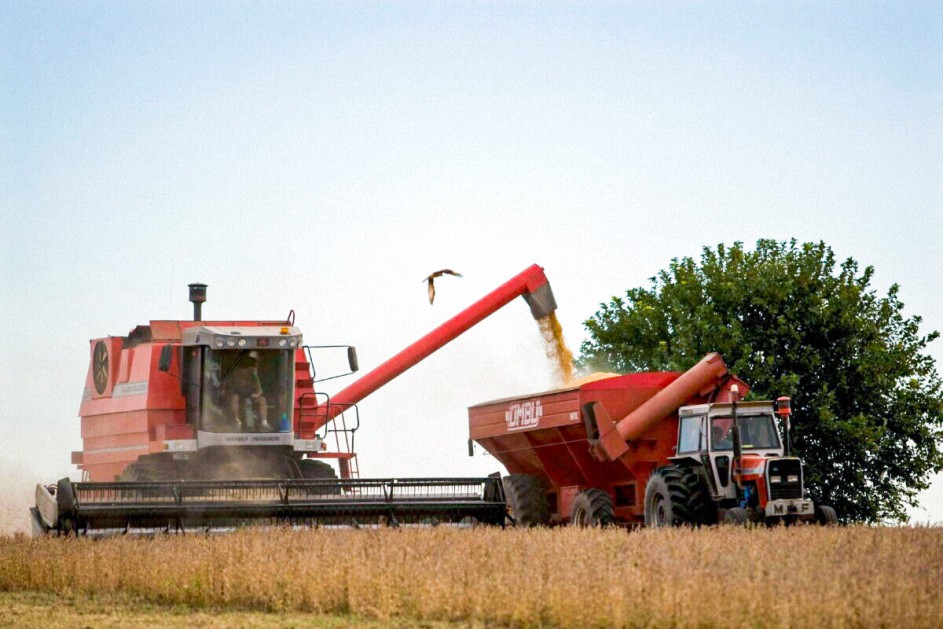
[422,269,463,304]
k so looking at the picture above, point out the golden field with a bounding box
[1,525,942,628]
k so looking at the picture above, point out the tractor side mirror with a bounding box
[158,345,174,372]
[347,346,359,373]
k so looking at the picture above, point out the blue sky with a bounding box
[1,2,941,527]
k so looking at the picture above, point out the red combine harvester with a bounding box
[32,265,558,535]
[469,353,838,527]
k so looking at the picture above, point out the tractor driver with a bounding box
[220,351,269,430]
[712,422,733,450]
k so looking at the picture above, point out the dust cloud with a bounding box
[537,312,575,386]
[0,465,38,535]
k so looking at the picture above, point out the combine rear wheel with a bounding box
[502,474,550,526]
[644,465,710,527]
[570,488,614,527]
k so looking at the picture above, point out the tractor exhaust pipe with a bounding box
[188,283,207,321]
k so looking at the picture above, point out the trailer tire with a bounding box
[644,465,709,527]
[815,505,838,526]
[502,474,550,526]
[571,488,615,527]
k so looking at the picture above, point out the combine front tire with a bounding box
[644,465,710,528]
[297,459,338,480]
[297,459,341,496]
[120,455,180,482]
[570,488,614,527]
[502,474,550,526]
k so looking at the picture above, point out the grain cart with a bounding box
[468,353,837,527]
[32,265,558,535]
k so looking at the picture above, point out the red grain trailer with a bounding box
[469,354,837,527]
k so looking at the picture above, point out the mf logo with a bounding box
[505,400,543,432]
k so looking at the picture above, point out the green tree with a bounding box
[580,239,943,522]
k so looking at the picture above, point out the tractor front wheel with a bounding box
[570,488,615,527]
[723,507,749,525]
[644,465,709,527]
[815,505,838,525]
[502,474,550,526]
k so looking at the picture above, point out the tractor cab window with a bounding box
[677,415,705,453]
[711,414,780,451]
[739,414,780,449]
[200,349,293,434]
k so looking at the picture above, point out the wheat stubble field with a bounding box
[1,525,941,628]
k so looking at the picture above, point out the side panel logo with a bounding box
[505,400,543,432]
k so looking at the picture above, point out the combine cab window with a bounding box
[711,414,780,451]
[200,349,293,434]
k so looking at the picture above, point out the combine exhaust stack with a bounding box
[33,476,507,535]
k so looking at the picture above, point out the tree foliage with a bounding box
[580,239,943,522]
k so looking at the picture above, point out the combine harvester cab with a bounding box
[469,353,838,527]
[33,267,559,536]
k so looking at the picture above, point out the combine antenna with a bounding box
[188,283,207,321]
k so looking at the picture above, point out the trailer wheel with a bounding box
[502,474,550,526]
[644,465,709,527]
[814,505,838,526]
[570,488,614,527]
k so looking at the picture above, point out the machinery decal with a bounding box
[505,399,542,431]
[112,381,148,397]
[92,341,109,394]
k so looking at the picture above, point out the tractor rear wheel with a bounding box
[570,488,615,527]
[502,474,550,526]
[815,505,838,525]
[644,464,711,527]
